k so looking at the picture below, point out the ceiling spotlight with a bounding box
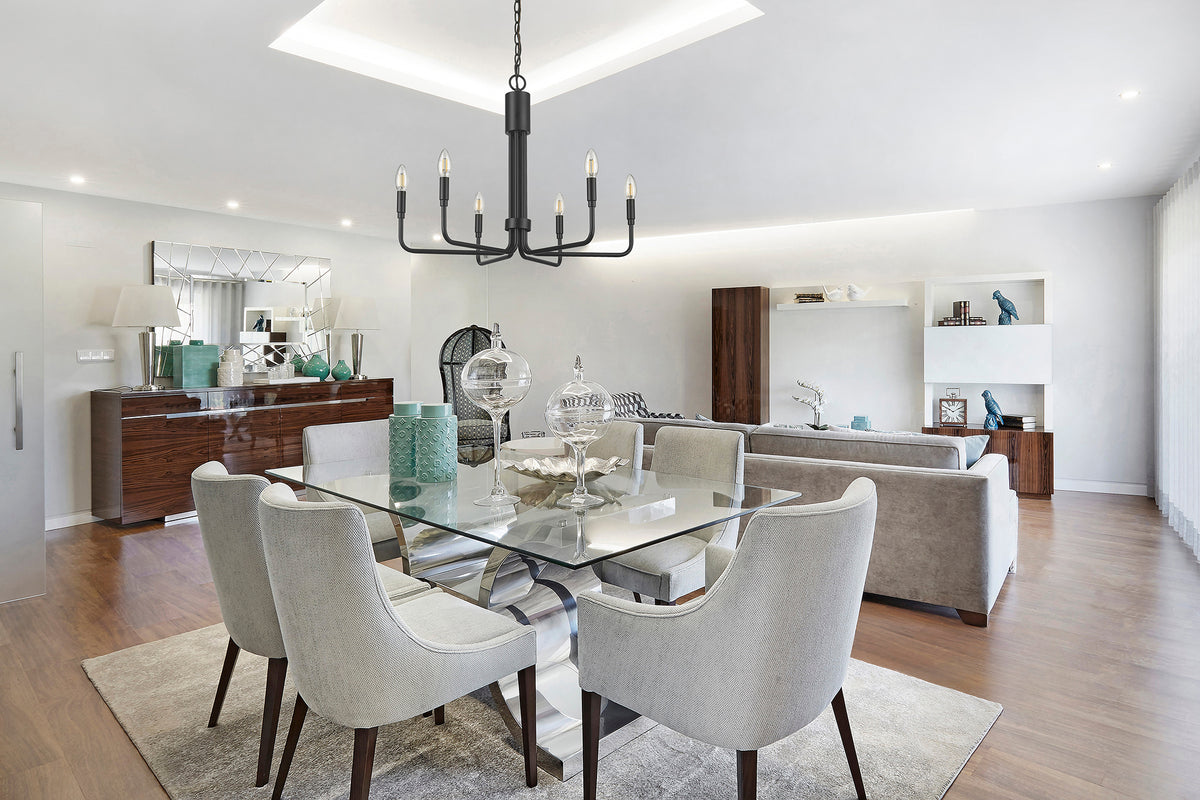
[69,174,86,185]
[1098,162,1113,170]
[1118,90,1140,100]
[341,218,353,227]
[226,200,240,209]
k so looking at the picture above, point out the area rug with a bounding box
[83,624,1000,799]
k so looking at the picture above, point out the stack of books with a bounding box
[793,292,825,304]
[1001,414,1037,430]
[937,299,987,326]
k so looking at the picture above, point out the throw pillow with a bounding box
[964,434,990,468]
[695,413,713,422]
[611,391,650,418]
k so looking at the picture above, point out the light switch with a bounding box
[77,349,115,363]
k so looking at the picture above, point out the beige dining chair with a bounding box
[578,478,878,800]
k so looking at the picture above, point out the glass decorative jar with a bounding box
[461,324,532,506]
[544,355,615,508]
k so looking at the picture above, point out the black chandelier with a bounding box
[394,0,637,266]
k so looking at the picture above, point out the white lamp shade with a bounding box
[330,296,381,331]
[112,284,181,328]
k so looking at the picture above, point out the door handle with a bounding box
[13,351,24,451]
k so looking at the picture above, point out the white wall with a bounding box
[0,183,412,526]
[413,198,1154,493]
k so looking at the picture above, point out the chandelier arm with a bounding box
[440,208,509,255]
[531,224,634,258]
[397,216,508,257]
[475,233,518,265]
[526,205,598,255]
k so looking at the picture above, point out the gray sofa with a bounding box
[631,418,1018,626]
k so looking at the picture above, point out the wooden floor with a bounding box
[1,492,1198,799]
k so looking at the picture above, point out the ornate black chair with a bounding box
[439,325,510,463]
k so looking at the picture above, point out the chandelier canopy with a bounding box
[394,0,637,266]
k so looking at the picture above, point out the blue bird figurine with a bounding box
[993,290,1019,325]
[982,389,1003,430]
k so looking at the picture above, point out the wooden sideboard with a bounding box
[91,378,394,524]
[712,286,770,424]
[922,425,1054,499]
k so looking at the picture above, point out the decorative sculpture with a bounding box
[992,290,1019,325]
[846,283,870,301]
[793,381,827,428]
[253,314,266,332]
[982,389,1003,430]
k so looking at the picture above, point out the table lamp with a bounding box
[112,284,181,391]
[331,297,381,379]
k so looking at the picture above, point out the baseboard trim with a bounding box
[45,512,102,531]
[1054,479,1149,496]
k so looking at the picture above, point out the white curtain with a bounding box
[192,280,245,345]
[1153,156,1200,560]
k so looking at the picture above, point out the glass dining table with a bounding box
[266,456,799,779]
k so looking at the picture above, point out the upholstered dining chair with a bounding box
[587,419,644,467]
[302,418,403,561]
[190,462,435,787]
[592,425,743,604]
[257,484,540,800]
[578,477,878,800]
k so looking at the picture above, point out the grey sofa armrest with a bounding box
[705,544,735,590]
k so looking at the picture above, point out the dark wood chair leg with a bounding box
[422,710,433,717]
[582,689,601,800]
[349,727,379,800]
[737,750,757,800]
[632,592,642,603]
[256,657,288,787]
[517,666,538,787]
[654,598,673,606]
[831,689,866,800]
[433,705,445,725]
[956,609,988,627]
[208,637,240,727]
[271,694,307,800]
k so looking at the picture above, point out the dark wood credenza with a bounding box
[922,425,1054,499]
[91,378,394,524]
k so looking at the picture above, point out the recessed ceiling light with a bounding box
[1118,90,1140,100]
[69,174,85,185]
[226,200,240,209]
[1098,162,1113,170]
[340,218,353,227]
[432,233,443,242]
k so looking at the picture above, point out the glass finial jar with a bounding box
[461,323,532,506]
[545,355,615,508]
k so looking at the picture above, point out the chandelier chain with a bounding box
[509,0,526,91]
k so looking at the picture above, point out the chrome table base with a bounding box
[393,517,652,780]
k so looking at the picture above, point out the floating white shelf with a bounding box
[775,299,911,311]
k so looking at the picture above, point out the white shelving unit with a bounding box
[922,272,1053,429]
[775,298,911,311]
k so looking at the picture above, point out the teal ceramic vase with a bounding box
[331,359,353,381]
[302,353,330,380]
[389,401,422,478]
[415,404,458,483]
[290,353,306,372]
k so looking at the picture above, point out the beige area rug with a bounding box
[83,624,1000,799]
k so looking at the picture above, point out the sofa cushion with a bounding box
[750,425,966,469]
[963,434,990,468]
[634,417,759,446]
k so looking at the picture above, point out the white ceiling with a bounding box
[1,0,1199,243]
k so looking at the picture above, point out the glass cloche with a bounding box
[461,323,532,506]
[545,356,615,508]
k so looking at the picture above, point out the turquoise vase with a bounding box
[302,353,330,380]
[389,402,422,478]
[290,353,306,372]
[331,359,353,381]
[415,403,458,483]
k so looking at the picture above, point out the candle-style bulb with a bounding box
[625,174,637,200]
[584,149,599,178]
[474,192,485,214]
[438,149,452,177]
[395,164,407,191]
[554,193,565,216]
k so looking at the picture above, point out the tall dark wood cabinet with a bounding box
[91,378,394,524]
[712,286,770,424]
[923,425,1054,499]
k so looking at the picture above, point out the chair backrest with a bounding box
[588,420,644,466]
[439,325,509,441]
[695,477,877,748]
[190,462,284,659]
[302,418,389,465]
[256,484,446,728]
[650,425,744,484]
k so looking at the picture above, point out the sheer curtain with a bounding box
[192,280,244,346]
[1153,156,1200,560]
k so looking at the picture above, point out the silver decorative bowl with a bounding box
[501,455,628,483]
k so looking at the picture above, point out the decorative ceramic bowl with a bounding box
[501,455,628,483]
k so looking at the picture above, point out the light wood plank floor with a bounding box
[0,492,1197,798]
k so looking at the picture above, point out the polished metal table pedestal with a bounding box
[395,518,655,780]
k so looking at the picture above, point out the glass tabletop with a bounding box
[267,458,800,569]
